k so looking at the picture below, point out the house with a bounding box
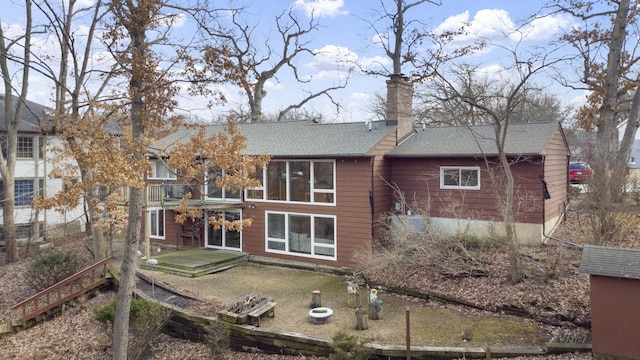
[142,76,569,267]
[0,94,86,246]
[616,120,640,176]
[579,245,640,359]
[386,121,569,243]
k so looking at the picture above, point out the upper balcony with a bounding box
[120,183,242,209]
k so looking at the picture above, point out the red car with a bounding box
[569,162,592,183]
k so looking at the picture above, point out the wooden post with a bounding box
[311,290,322,308]
[355,308,369,330]
[346,281,362,308]
[405,306,410,360]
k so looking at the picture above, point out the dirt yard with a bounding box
[1,208,623,359]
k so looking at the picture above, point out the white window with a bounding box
[630,157,636,165]
[149,209,165,239]
[265,211,336,260]
[247,160,335,204]
[149,160,176,180]
[440,166,480,190]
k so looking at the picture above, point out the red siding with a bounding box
[590,276,640,359]
[229,158,374,268]
[390,157,545,224]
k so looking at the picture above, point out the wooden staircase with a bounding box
[10,257,112,327]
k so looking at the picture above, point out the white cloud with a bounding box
[292,0,348,18]
[519,14,574,41]
[436,9,575,45]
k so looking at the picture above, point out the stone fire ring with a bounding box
[309,307,333,324]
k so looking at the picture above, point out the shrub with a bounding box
[94,298,171,360]
[204,320,230,359]
[329,331,374,360]
[23,248,85,291]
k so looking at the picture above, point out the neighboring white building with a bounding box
[616,120,640,174]
[0,94,85,245]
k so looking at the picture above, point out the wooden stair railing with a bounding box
[12,257,112,324]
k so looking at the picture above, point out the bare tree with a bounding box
[553,0,640,243]
[0,0,35,263]
[414,86,571,126]
[361,0,481,80]
[196,7,349,122]
[431,45,562,283]
[27,0,125,261]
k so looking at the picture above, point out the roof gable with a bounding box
[387,122,561,158]
[579,245,640,280]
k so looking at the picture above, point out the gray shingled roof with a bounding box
[387,122,560,157]
[0,94,53,133]
[158,120,395,157]
[579,245,640,279]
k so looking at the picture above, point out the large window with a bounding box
[149,159,176,180]
[149,209,165,239]
[440,166,480,190]
[248,160,335,204]
[266,211,336,259]
[206,169,241,200]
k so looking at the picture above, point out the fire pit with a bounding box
[309,307,333,324]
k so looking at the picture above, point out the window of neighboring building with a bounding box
[265,211,336,259]
[15,179,35,206]
[440,166,480,190]
[206,168,241,200]
[630,157,636,165]
[248,160,335,204]
[149,159,176,180]
[149,209,165,239]
[17,136,34,158]
[1,136,36,158]
[0,222,44,240]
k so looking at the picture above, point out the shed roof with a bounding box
[579,245,640,280]
[0,94,53,133]
[157,120,396,157]
[387,122,560,158]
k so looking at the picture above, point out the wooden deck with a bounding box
[139,248,248,277]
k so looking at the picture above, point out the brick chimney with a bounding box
[385,74,414,143]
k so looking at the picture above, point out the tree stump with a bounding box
[346,282,363,308]
[311,290,322,308]
[355,309,369,330]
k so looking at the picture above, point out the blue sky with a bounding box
[2,0,580,123]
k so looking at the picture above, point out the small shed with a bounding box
[579,245,640,359]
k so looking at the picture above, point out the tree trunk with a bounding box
[2,170,17,262]
[112,187,144,360]
[499,150,521,284]
[112,4,148,357]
